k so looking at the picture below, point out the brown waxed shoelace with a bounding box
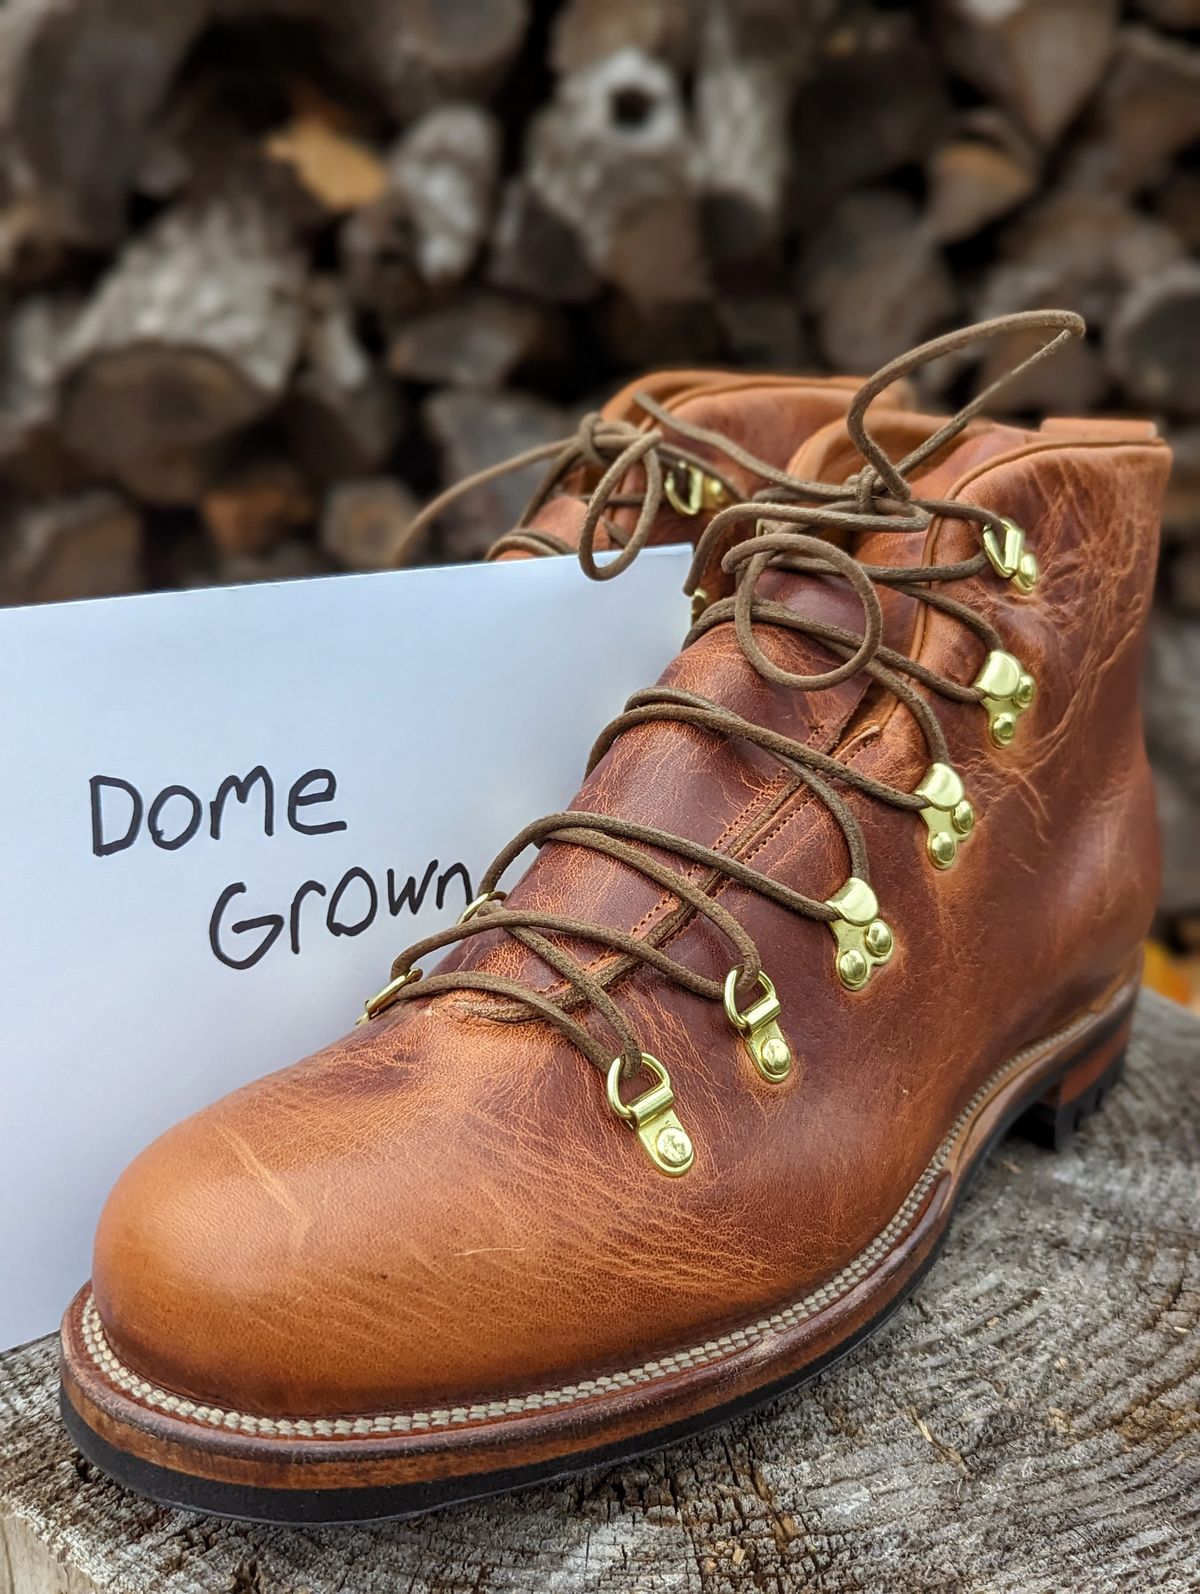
[391,392,840,575]
[367,311,1085,1089]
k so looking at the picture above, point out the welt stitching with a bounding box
[78,1003,1100,1442]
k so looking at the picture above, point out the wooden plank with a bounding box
[2,990,1197,1592]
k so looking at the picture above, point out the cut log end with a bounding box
[61,348,270,470]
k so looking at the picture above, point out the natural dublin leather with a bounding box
[61,317,1170,1523]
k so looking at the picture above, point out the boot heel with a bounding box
[1015,1014,1131,1152]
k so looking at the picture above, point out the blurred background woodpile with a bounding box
[0,0,1198,946]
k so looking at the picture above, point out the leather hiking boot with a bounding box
[61,313,1169,1524]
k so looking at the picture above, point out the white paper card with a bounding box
[0,547,691,1348]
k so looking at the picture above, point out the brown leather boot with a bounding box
[61,314,1169,1523]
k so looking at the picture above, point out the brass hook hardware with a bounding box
[973,649,1035,747]
[664,464,730,518]
[915,762,975,869]
[824,878,894,990]
[458,890,507,924]
[606,1054,694,1175]
[723,969,793,1082]
[356,966,422,1025]
[690,586,710,625]
[982,517,1039,593]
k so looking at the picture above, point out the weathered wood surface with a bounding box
[1,991,1197,1592]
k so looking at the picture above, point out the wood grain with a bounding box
[2,990,1197,1592]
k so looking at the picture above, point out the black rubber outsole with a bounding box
[62,1026,1128,1526]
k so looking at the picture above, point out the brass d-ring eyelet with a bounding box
[606,1053,694,1176]
[982,516,1039,593]
[356,966,422,1025]
[723,969,793,1082]
[665,464,730,517]
[458,890,507,924]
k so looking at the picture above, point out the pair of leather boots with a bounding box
[60,312,1170,1524]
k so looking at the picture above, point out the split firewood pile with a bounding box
[0,0,1198,928]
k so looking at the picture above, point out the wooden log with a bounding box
[217,538,328,587]
[551,0,694,74]
[0,0,208,250]
[133,72,245,206]
[0,198,73,293]
[0,292,87,495]
[799,189,957,374]
[59,177,307,472]
[510,47,706,308]
[695,49,791,263]
[207,0,525,124]
[339,193,428,320]
[715,296,810,373]
[284,280,402,483]
[925,111,1040,244]
[1063,26,1200,196]
[387,292,561,389]
[341,106,500,316]
[108,441,232,510]
[1146,611,1200,801]
[931,0,1119,148]
[421,388,571,561]
[1107,262,1200,419]
[1156,170,1200,255]
[201,457,315,556]
[487,178,602,304]
[1141,615,1198,930]
[0,489,142,605]
[1135,0,1200,23]
[691,3,816,264]
[2,991,1198,1590]
[389,105,502,288]
[968,265,1107,414]
[335,0,529,119]
[319,477,420,569]
[790,10,949,213]
[962,195,1186,412]
[997,193,1185,293]
[1166,545,1200,615]
[1161,425,1200,544]
[602,296,723,371]
[1154,768,1200,919]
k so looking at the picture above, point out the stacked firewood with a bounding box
[0,0,1198,924]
